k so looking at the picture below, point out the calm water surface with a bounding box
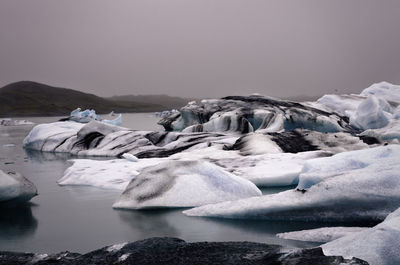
[0,113,323,253]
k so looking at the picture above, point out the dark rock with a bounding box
[0,237,368,265]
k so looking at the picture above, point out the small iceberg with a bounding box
[0,170,38,203]
[66,108,122,126]
[0,118,34,126]
[113,160,262,209]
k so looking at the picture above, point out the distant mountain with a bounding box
[108,94,194,111]
[0,81,189,117]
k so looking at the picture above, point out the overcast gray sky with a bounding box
[0,0,399,98]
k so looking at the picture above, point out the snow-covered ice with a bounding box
[350,95,392,130]
[0,170,37,203]
[322,207,400,265]
[360,81,400,103]
[59,158,161,190]
[184,145,400,222]
[297,144,399,190]
[23,121,84,151]
[276,227,367,243]
[113,160,262,209]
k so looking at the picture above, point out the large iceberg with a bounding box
[23,120,372,160]
[184,145,400,222]
[0,170,37,203]
[158,95,354,133]
[113,160,262,209]
[322,207,400,265]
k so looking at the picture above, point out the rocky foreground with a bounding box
[0,237,367,265]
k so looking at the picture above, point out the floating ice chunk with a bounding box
[0,118,34,126]
[122,153,139,162]
[113,160,261,209]
[0,170,37,203]
[102,114,122,126]
[350,95,392,130]
[322,207,400,265]
[23,122,84,151]
[297,145,398,190]
[59,158,161,190]
[184,145,400,222]
[68,108,122,126]
[276,227,367,243]
[360,81,400,103]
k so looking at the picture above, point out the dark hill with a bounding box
[0,81,186,117]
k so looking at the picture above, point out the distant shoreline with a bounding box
[0,110,159,118]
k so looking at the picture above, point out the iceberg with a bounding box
[350,95,392,130]
[316,94,365,117]
[66,108,122,126]
[158,95,353,133]
[59,158,162,190]
[171,145,331,187]
[22,121,85,152]
[276,227,367,243]
[0,118,34,126]
[322,207,400,265]
[0,170,37,203]
[297,145,399,190]
[184,145,400,222]
[360,81,400,103]
[113,160,262,209]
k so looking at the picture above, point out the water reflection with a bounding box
[24,148,72,162]
[118,209,180,238]
[0,203,38,238]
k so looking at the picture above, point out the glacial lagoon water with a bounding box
[0,113,328,254]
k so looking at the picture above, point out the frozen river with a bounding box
[0,113,324,253]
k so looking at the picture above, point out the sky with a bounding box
[0,0,399,99]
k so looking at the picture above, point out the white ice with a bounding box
[322,207,400,265]
[69,108,122,126]
[0,118,34,126]
[297,145,399,190]
[184,145,400,222]
[23,121,84,151]
[360,81,400,103]
[0,170,37,203]
[276,227,367,243]
[350,95,392,130]
[113,160,262,209]
[59,158,161,190]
